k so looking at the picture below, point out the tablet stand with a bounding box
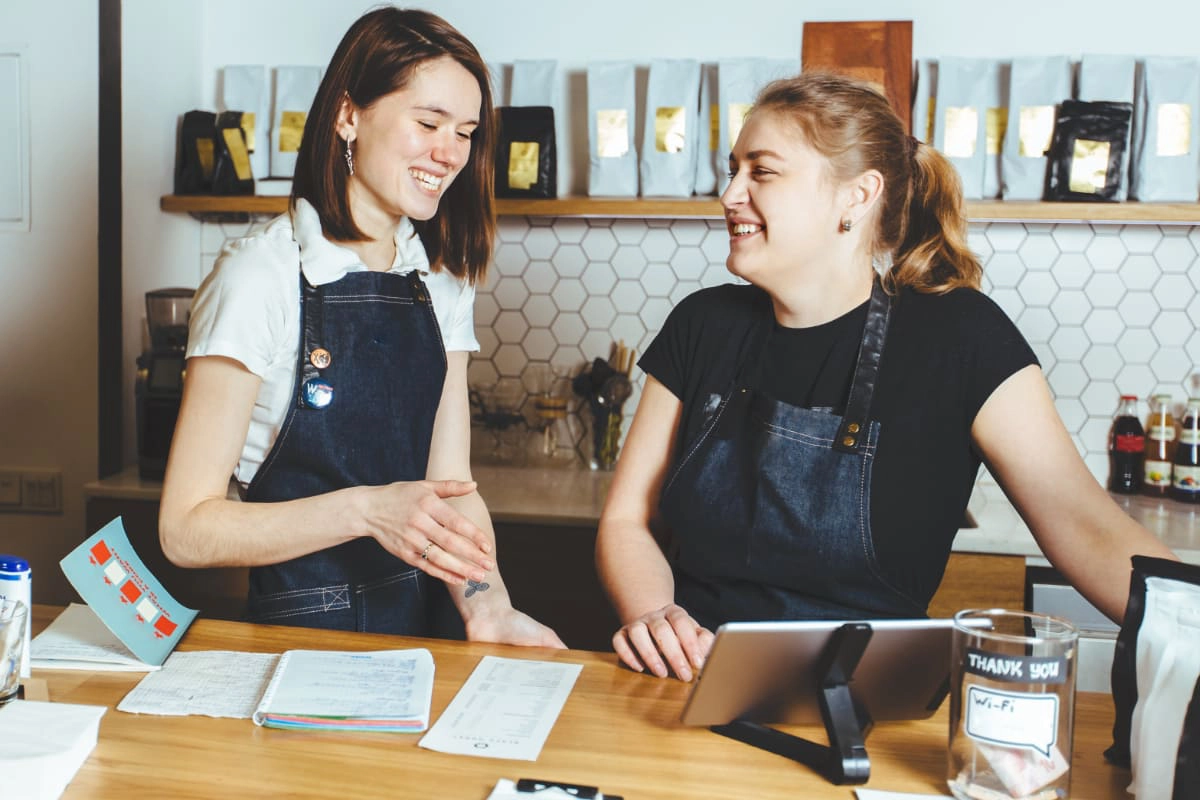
[710,622,875,785]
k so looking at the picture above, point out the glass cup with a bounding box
[0,599,28,705]
[948,609,1079,800]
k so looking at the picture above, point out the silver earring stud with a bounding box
[345,140,355,176]
[840,219,852,232]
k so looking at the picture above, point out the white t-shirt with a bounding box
[187,198,479,487]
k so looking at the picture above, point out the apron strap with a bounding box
[297,273,325,408]
[833,277,892,454]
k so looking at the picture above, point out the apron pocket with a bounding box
[355,569,428,636]
[245,583,354,629]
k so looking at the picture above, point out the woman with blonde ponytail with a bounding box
[596,71,1175,681]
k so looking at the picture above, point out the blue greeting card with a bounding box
[59,517,197,666]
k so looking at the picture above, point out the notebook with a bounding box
[252,648,435,732]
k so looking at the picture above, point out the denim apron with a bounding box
[659,279,925,630]
[242,268,448,635]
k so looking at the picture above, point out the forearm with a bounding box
[160,486,367,568]
[1025,491,1177,623]
[440,490,515,619]
[596,517,677,625]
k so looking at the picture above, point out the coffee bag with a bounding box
[222,65,268,181]
[934,58,1004,199]
[586,62,638,197]
[694,63,720,196]
[1001,57,1073,200]
[640,59,701,197]
[270,66,322,179]
[1077,54,1137,201]
[1130,57,1200,201]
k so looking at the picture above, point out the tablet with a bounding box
[679,617,977,727]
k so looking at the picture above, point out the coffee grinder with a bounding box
[136,288,194,479]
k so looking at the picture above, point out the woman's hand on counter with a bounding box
[360,479,496,585]
[464,606,567,649]
[613,604,713,682]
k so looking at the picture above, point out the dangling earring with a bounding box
[345,139,355,176]
[840,218,852,232]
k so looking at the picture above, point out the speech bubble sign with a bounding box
[965,684,1059,758]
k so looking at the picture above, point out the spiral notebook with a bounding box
[252,648,435,732]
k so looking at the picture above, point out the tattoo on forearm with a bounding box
[465,579,490,598]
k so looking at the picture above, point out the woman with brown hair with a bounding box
[160,8,562,646]
[596,71,1175,679]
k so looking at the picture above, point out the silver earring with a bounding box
[840,218,852,232]
[345,140,355,176]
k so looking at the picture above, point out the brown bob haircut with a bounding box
[291,7,496,284]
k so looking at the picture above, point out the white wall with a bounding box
[122,0,1200,465]
[0,1,98,602]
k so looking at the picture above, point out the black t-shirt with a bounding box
[640,282,1038,608]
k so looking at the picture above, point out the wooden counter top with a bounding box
[30,605,1131,800]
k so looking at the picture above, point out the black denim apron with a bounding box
[242,268,448,634]
[659,279,925,630]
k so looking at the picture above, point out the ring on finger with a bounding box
[421,541,437,560]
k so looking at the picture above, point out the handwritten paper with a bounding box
[59,518,197,666]
[117,651,279,718]
[419,656,582,760]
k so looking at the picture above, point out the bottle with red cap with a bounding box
[1108,394,1144,494]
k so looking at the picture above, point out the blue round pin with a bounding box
[302,377,334,409]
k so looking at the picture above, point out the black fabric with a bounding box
[1106,554,1200,784]
[640,282,1039,609]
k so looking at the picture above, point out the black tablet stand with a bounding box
[710,622,875,785]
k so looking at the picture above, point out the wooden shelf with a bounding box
[161,194,1200,224]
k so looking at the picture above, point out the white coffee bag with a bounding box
[586,62,638,197]
[640,59,701,197]
[1130,57,1200,201]
[1078,54,1137,200]
[1001,57,1073,200]
[694,63,720,196]
[934,58,1003,200]
[912,59,938,143]
[270,66,322,179]
[222,65,269,181]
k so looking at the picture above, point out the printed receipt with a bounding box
[419,655,582,760]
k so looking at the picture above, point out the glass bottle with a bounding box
[1172,397,1200,504]
[1142,394,1177,497]
[1109,394,1144,494]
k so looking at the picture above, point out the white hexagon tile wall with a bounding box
[200,218,1200,483]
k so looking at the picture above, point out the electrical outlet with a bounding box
[0,468,61,514]
[20,469,61,513]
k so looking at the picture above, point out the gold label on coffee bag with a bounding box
[1069,138,1110,194]
[985,107,1008,155]
[222,127,253,180]
[508,141,539,190]
[710,104,719,151]
[195,138,215,180]
[925,100,936,143]
[596,109,629,158]
[1018,105,1055,157]
[241,112,256,153]
[943,107,978,158]
[728,103,752,146]
[279,110,307,153]
[1156,103,1191,157]
[655,106,686,153]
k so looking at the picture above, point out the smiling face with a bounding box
[721,110,848,287]
[338,55,482,225]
